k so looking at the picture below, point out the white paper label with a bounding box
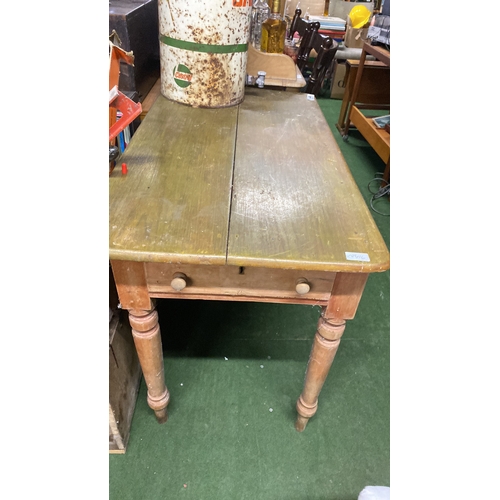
[345,252,370,262]
[306,94,315,101]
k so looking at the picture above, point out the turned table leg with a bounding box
[295,315,346,432]
[129,306,170,423]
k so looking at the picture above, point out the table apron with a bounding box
[144,262,336,303]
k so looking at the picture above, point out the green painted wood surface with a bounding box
[109,96,237,265]
[227,88,389,272]
[109,89,389,273]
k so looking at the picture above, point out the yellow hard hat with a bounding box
[349,5,371,29]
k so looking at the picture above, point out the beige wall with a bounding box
[280,0,327,17]
[270,0,374,20]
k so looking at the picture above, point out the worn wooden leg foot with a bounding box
[295,315,346,431]
[129,306,170,424]
[295,394,319,432]
[153,408,168,424]
[295,415,308,432]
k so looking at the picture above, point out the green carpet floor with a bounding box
[109,95,390,500]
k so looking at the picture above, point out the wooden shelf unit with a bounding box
[335,59,390,132]
[343,43,390,184]
[350,105,390,164]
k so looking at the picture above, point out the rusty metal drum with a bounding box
[158,0,252,108]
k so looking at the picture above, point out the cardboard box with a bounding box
[330,61,347,99]
[344,21,369,48]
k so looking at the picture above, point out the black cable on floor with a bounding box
[368,174,390,216]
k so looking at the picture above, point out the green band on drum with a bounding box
[160,35,248,54]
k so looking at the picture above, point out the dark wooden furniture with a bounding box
[288,9,321,72]
[109,310,142,453]
[305,33,338,96]
[109,265,142,453]
[109,0,160,100]
[109,89,390,432]
[288,8,338,96]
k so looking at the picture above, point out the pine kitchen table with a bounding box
[109,88,390,432]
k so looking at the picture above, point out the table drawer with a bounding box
[145,263,336,301]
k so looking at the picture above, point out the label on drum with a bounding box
[173,64,193,88]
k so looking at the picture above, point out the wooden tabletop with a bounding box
[109,89,389,273]
[262,65,306,89]
[109,99,236,265]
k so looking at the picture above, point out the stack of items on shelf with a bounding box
[307,15,345,40]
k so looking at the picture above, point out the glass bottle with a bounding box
[250,0,270,51]
[283,0,292,38]
[324,0,330,17]
[261,0,287,54]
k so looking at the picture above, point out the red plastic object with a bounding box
[121,162,128,175]
[109,89,142,142]
[109,34,142,143]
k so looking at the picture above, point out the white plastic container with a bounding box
[158,0,252,108]
[358,486,390,500]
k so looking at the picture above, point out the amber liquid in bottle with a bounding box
[261,0,286,54]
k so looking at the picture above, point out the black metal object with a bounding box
[109,0,161,99]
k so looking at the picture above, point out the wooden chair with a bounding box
[305,33,339,96]
[287,9,338,95]
[287,8,320,72]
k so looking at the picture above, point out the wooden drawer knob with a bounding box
[171,273,187,291]
[295,278,310,295]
